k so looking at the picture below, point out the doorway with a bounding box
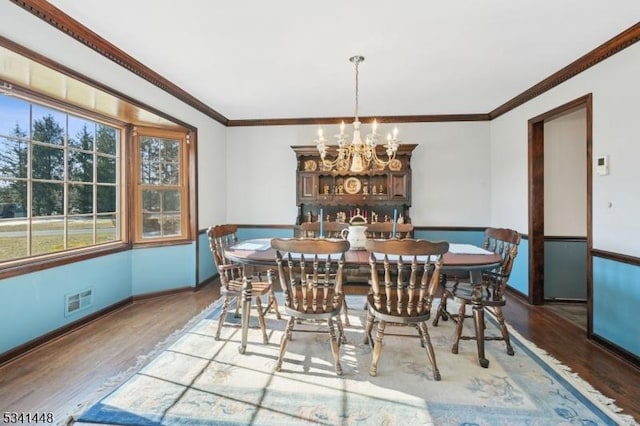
[527,94,593,334]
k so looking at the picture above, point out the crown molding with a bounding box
[9,0,229,126]
[227,114,491,127]
[10,1,640,126]
[489,22,640,119]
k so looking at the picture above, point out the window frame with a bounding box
[0,41,198,279]
[131,126,192,245]
[0,91,128,268]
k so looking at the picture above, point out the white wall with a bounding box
[491,42,640,257]
[197,124,227,228]
[0,2,228,230]
[226,121,491,226]
[544,108,587,236]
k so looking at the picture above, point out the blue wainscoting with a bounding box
[544,239,587,300]
[237,227,294,240]
[131,243,196,295]
[0,251,131,355]
[415,229,529,298]
[593,256,640,357]
[0,243,197,357]
[198,232,216,284]
[414,229,485,246]
[509,238,529,297]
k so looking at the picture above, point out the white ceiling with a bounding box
[48,0,640,121]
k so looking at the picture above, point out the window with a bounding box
[0,41,195,273]
[0,94,122,263]
[133,127,190,243]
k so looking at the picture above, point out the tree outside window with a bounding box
[134,128,189,243]
[0,95,121,262]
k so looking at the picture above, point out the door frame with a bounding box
[527,94,593,332]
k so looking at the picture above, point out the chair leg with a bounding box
[363,310,375,346]
[327,318,343,375]
[433,291,449,326]
[493,306,514,356]
[433,274,451,326]
[452,301,466,354]
[275,316,295,372]
[417,322,441,381]
[342,298,351,326]
[268,289,281,319]
[254,296,269,344]
[472,301,489,368]
[239,285,253,354]
[334,314,346,345]
[216,295,231,341]
[369,320,387,377]
[234,296,241,318]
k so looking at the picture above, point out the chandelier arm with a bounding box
[370,149,397,167]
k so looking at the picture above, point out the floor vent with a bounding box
[65,289,93,316]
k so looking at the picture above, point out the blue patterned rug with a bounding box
[71,295,636,425]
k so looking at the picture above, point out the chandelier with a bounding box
[314,55,400,173]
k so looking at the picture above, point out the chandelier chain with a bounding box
[354,58,359,120]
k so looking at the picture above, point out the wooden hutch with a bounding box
[292,144,417,228]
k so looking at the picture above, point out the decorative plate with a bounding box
[304,160,317,171]
[344,177,362,194]
[388,159,402,171]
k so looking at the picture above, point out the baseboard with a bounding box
[197,273,219,289]
[0,280,219,367]
[505,286,528,303]
[0,297,132,367]
[591,334,640,370]
[544,298,587,303]
[132,285,196,302]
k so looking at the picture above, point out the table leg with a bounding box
[469,270,489,368]
[472,298,489,368]
[239,277,252,354]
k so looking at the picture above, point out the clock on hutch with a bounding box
[292,144,416,228]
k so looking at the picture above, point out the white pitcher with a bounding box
[341,225,368,250]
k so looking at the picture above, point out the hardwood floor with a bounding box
[544,301,587,330]
[1,281,638,425]
[502,294,640,422]
[0,283,221,426]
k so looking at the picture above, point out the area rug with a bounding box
[71,295,636,425]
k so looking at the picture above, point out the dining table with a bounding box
[224,237,503,367]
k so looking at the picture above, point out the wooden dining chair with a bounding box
[207,225,280,353]
[299,221,352,325]
[360,222,415,311]
[433,228,521,367]
[363,238,449,380]
[271,237,350,375]
[365,222,414,239]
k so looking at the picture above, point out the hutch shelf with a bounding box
[292,144,417,226]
